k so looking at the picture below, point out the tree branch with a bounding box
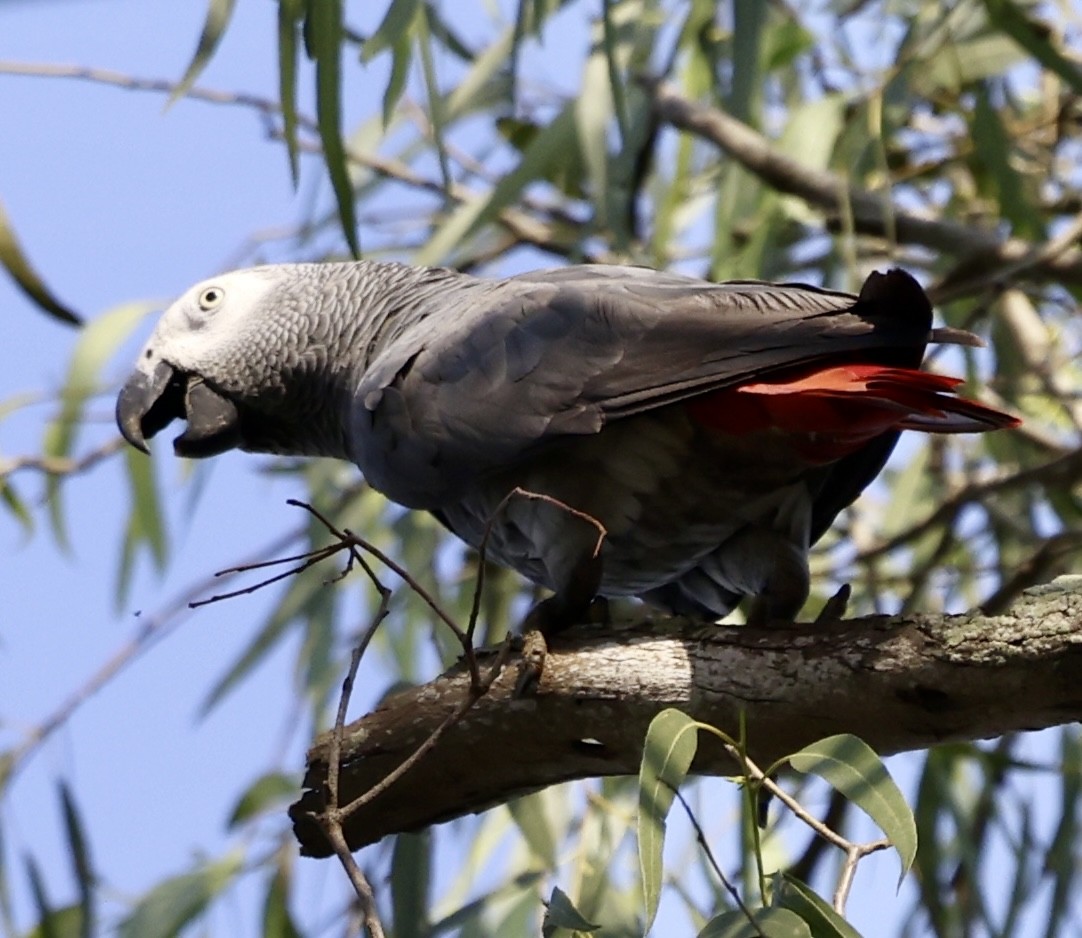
[291,575,1082,856]
[645,80,1082,291]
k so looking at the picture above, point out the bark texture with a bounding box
[290,576,1082,856]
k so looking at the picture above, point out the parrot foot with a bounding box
[815,584,851,623]
[513,629,549,697]
[522,550,605,637]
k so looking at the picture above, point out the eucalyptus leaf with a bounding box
[788,735,917,883]
[638,708,699,932]
[0,197,80,326]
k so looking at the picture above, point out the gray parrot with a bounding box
[116,261,1017,629]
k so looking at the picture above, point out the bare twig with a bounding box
[0,436,126,482]
[320,823,387,938]
[0,59,609,266]
[670,788,762,932]
[833,839,892,915]
[726,746,892,916]
[318,584,392,938]
[857,447,1082,562]
[645,79,1082,288]
[5,518,311,782]
[285,498,484,690]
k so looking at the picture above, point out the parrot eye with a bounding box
[198,287,225,311]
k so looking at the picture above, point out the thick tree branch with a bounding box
[291,575,1082,856]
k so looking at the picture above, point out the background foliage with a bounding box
[3,0,1081,935]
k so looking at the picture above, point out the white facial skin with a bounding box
[136,269,280,381]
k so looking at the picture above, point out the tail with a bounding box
[688,364,1019,460]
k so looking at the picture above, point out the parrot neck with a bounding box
[337,260,467,371]
[254,261,466,461]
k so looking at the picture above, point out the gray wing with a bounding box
[353,265,931,507]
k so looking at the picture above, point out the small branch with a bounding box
[321,824,386,938]
[285,499,483,688]
[6,517,313,783]
[319,588,392,938]
[857,447,1082,562]
[721,744,891,916]
[670,788,759,927]
[0,436,126,482]
[834,840,891,915]
[0,59,610,266]
[645,79,1082,289]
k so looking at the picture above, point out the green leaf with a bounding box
[1043,730,1082,937]
[508,793,557,867]
[21,905,85,938]
[778,875,862,938]
[698,907,812,938]
[262,867,302,938]
[0,197,80,326]
[971,86,1042,240]
[362,0,421,61]
[391,832,431,938]
[116,443,168,607]
[914,33,1024,94]
[417,7,452,191]
[578,15,615,235]
[638,708,699,932]
[444,26,515,121]
[306,0,360,257]
[43,301,158,550]
[541,885,600,936]
[762,18,814,72]
[277,0,305,184]
[415,103,578,265]
[788,735,917,883]
[117,853,242,938]
[1,480,33,535]
[382,32,415,128]
[777,94,845,175]
[227,772,297,829]
[729,0,766,121]
[25,856,57,938]
[982,0,1082,95]
[169,0,237,105]
[57,783,94,938]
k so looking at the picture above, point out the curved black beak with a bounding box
[116,360,181,453]
[116,362,242,458]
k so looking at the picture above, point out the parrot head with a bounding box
[116,265,353,460]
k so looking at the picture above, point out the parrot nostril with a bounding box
[144,349,153,359]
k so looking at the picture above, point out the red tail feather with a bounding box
[687,364,1019,461]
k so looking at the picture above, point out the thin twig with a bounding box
[833,839,891,915]
[286,498,483,689]
[858,447,1082,561]
[325,588,393,816]
[0,59,610,266]
[726,744,892,916]
[5,519,311,782]
[189,544,341,607]
[0,436,126,482]
[670,788,763,934]
[320,823,387,938]
[645,78,1082,288]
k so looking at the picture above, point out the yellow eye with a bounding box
[198,286,225,311]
